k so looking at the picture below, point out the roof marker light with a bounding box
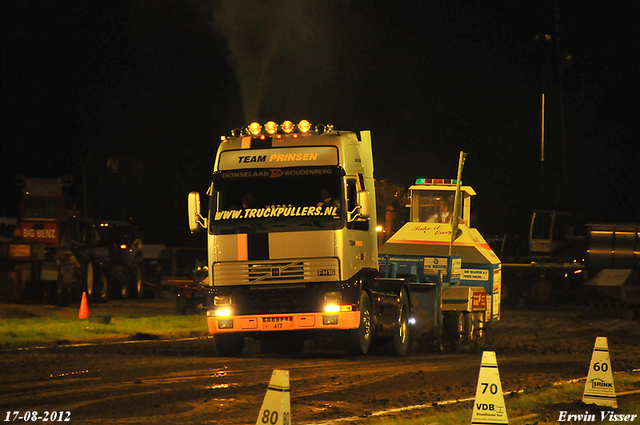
[298,120,311,133]
[415,178,460,185]
[281,120,294,133]
[248,122,262,136]
[265,121,278,135]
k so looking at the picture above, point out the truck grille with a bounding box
[213,258,339,286]
[246,285,311,314]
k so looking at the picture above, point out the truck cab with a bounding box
[188,121,383,356]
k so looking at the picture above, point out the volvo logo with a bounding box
[271,267,281,277]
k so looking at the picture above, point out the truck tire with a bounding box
[392,289,410,356]
[214,333,245,357]
[443,311,463,345]
[130,260,145,299]
[108,265,129,299]
[463,312,475,345]
[346,290,373,355]
[87,262,109,303]
[444,311,484,350]
[116,274,130,299]
[469,311,485,348]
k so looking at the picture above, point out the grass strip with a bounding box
[0,315,208,349]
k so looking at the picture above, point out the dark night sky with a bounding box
[2,1,639,246]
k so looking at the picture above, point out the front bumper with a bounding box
[207,310,361,334]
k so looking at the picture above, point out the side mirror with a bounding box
[188,192,206,233]
[357,190,371,219]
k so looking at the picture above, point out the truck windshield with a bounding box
[411,190,455,223]
[209,173,343,234]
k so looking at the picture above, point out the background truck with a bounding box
[498,211,640,318]
[0,178,85,305]
[83,220,151,302]
[188,121,501,356]
[499,210,586,305]
[0,178,159,305]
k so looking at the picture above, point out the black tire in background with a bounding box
[86,262,108,303]
[130,259,145,299]
[87,263,109,304]
[443,310,464,344]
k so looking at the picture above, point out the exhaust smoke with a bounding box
[212,0,335,123]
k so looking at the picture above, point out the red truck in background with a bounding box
[1,178,85,305]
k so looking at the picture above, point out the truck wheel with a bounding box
[393,289,410,357]
[346,290,373,355]
[470,311,485,348]
[443,311,464,344]
[87,263,109,303]
[95,273,109,303]
[130,260,145,299]
[116,273,130,299]
[214,333,245,357]
[462,312,476,345]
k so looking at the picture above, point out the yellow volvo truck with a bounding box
[188,121,500,356]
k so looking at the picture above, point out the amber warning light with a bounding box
[221,120,332,141]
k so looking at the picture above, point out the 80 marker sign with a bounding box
[259,409,290,425]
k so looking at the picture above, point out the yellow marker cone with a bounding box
[256,370,290,425]
[583,337,617,408]
[471,351,509,425]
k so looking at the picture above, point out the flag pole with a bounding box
[449,151,467,256]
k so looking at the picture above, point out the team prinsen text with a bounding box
[557,411,638,422]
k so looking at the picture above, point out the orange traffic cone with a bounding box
[79,291,89,319]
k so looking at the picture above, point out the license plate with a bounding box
[263,322,294,331]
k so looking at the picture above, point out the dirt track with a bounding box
[1,299,640,424]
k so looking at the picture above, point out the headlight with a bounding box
[215,308,231,317]
[324,304,352,313]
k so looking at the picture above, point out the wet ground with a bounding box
[1,298,640,424]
